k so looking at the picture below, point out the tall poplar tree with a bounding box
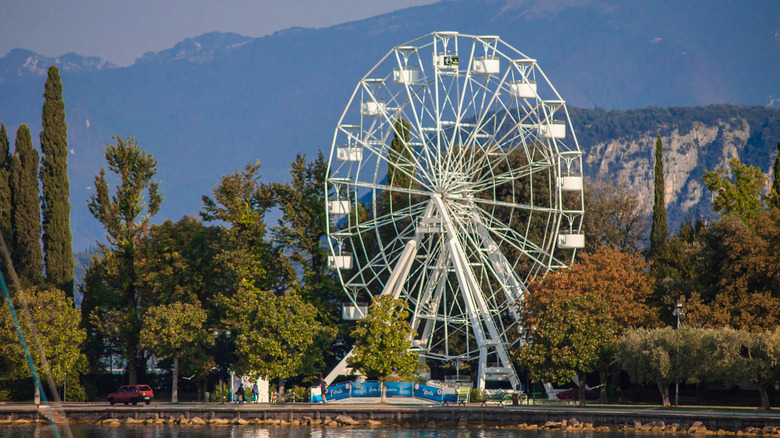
[87,135,162,385]
[649,134,668,258]
[40,66,74,296]
[10,124,44,286]
[768,142,780,210]
[0,123,12,260]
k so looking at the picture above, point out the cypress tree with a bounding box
[768,142,780,210]
[40,66,74,295]
[10,124,44,286]
[649,134,668,258]
[0,123,12,252]
[0,123,13,282]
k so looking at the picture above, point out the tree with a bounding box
[582,177,648,254]
[617,327,717,407]
[0,286,87,398]
[768,142,780,210]
[348,295,418,402]
[139,302,212,403]
[685,211,780,332]
[649,134,668,258]
[0,123,12,270]
[703,157,766,222]
[39,66,74,296]
[225,281,333,400]
[86,135,162,385]
[10,124,43,286]
[713,328,780,411]
[518,292,615,407]
[201,161,293,295]
[519,248,657,403]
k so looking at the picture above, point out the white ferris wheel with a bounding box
[324,31,585,389]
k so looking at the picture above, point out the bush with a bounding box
[210,385,229,402]
[469,388,484,402]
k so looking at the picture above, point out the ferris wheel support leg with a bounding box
[477,347,488,390]
[324,350,356,386]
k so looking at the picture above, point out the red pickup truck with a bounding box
[107,385,154,405]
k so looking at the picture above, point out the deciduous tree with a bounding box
[40,66,74,296]
[225,281,333,400]
[139,302,212,403]
[348,295,418,402]
[0,286,87,397]
[713,328,780,411]
[519,248,656,404]
[583,177,647,254]
[704,157,766,222]
[86,135,162,385]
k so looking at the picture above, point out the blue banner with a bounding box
[413,383,444,402]
[351,381,381,397]
[385,382,413,397]
[325,382,352,401]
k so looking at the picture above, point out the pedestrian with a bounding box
[319,374,328,403]
[252,382,259,403]
[236,383,246,403]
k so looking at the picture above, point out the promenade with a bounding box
[1,400,779,432]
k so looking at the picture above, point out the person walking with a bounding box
[252,382,259,403]
[236,383,246,403]
[319,374,328,403]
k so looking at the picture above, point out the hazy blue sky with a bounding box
[1,0,438,66]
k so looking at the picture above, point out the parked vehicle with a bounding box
[556,387,598,400]
[107,385,154,405]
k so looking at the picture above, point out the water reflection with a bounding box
[0,425,640,438]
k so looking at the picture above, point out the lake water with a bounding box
[0,425,647,438]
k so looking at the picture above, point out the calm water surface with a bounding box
[0,426,652,438]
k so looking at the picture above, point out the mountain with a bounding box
[0,0,778,250]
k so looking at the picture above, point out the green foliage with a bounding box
[0,286,87,387]
[139,302,212,402]
[649,134,668,258]
[684,210,780,331]
[713,328,780,411]
[10,124,43,286]
[85,135,162,384]
[201,161,291,294]
[225,281,334,382]
[704,157,766,222]
[618,326,780,410]
[0,123,11,269]
[582,177,647,253]
[348,295,418,389]
[39,65,74,296]
[768,142,780,210]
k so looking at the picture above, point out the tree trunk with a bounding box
[758,381,771,411]
[599,370,608,403]
[577,373,586,407]
[277,377,285,404]
[381,381,386,403]
[127,350,138,385]
[657,380,671,407]
[172,355,179,403]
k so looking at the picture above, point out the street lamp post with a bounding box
[672,301,684,407]
[213,329,231,404]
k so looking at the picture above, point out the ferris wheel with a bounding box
[324,32,584,389]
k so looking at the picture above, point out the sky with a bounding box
[0,0,438,66]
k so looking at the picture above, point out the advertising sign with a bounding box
[413,383,444,402]
[351,381,381,397]
[326,382,352,401]
[385,382,413,397]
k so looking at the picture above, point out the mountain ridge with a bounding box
[0,0,778,249]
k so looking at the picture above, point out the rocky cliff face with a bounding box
[578,107,779,227]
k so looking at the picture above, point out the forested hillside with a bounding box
[572,105,780,227]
